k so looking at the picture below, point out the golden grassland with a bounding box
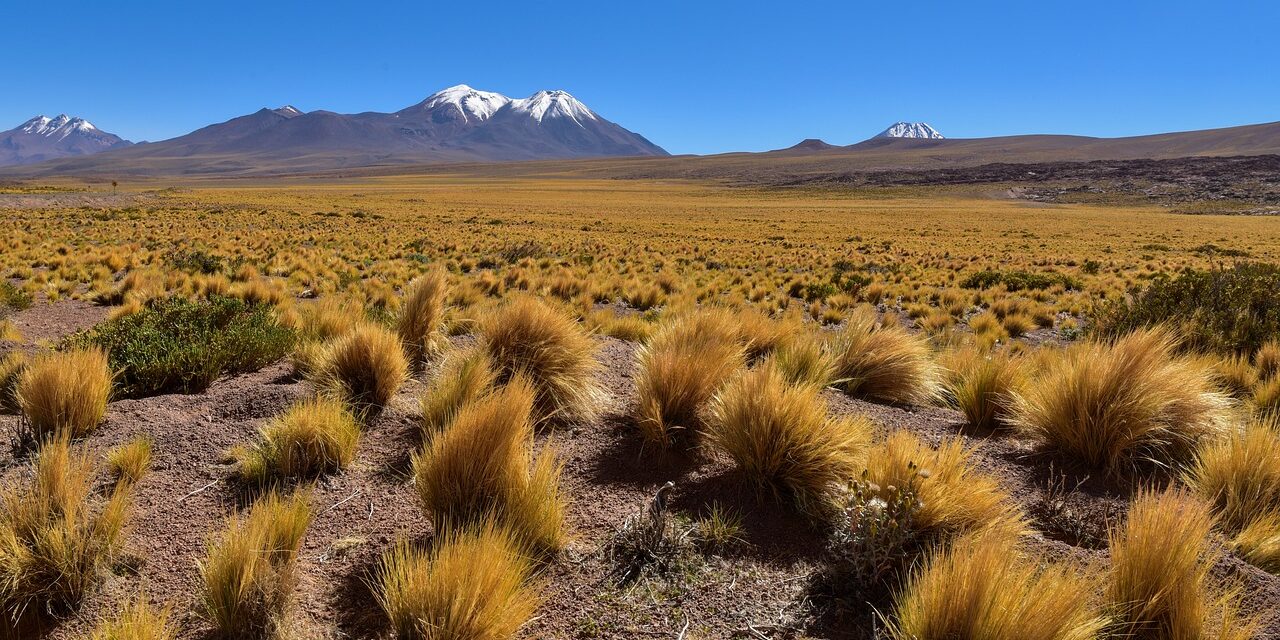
[5,175,1280,637]
[5,177,1279,336]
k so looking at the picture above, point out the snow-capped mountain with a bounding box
[875,122,945,139]
[0,114,132,165]
[11,85,666,174]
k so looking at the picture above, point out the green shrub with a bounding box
[0,282,32,313]
[960,270,1081,292]
[1093,263,1280,355]
[69,295,295,398]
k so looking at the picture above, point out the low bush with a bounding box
[17,347,112,439]
[0,281,33,312]
[1010,328,1233,473]
[234,397,360,483]
[0,437,132,621]
[960,269,1080,292]
[313,322,408,415]
[1106,488,1255,640]
[706,362,871,511]
[70,295,295,398]
[1093,262,1280,355]
[829,307,942,405]
[375,523,538,640]
[634,310,744,448]
[199,490,311,639]
[480,296,602,424]
[886,533,1104,640]
[413,377,566,553]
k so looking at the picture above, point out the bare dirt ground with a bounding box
[772,155,1280,213]
[0,191,157,210]
[3,300,1278,639]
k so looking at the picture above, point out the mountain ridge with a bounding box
[0,115,132,166]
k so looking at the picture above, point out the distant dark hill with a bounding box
[6,85,666,177]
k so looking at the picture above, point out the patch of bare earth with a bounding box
[2,333,1277,638]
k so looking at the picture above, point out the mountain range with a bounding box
[0,115,132,166]
[0,85,666,172]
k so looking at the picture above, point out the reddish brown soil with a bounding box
[0,298,106,356]
[2,301,1278,639]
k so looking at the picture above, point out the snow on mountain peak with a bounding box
[875,122,944,139]
[421,84,511,123]
[274,105,303,117]
[510,90,597,125]
[21,114,98,139]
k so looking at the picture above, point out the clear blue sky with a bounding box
[6,0,1278,155]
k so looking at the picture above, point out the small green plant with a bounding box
[827,467,924,592]
[107,436,153,485]
[693,502,745,552]
[70,295,295,398]
[0,282,33,313]
[609,482,690,583]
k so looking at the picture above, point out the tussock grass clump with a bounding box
[772,332,835,387]
[107,436,153,485]
[0,351,28,414]
[234,397,360,483]
[863,431,1025,540]
[1254,376,1280,419]
[480,296,602,424]
[71,295,295,398]
[1187,417,1280,535]
[706,362,871,510]
[1107,488,1255,640]
[17,347,112,439]
[299,297,360,341]
[829,307,942,405]
[314,322,408,414]
[1255,339,1280,382]
[375,523,538,640]
[634,310,745,448]
[199,490,311,639]
[1232,512,1280,574]
[886,533,1104,640]
[944,347,1027,429]
[419,347,496,439]
[413,378,566,553]
[397,271,449,366]
[1010,328,1233,473]
[89,594,175,640]
[0,436,131,619]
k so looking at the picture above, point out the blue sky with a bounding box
[6,0,1278,155]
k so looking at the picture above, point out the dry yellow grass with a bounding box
[0,435,131,620]
[234,396,361,483]
[106,436,154,486]
[480,295,602,424]
[706,362,871,511]
[829,307,942,405]
[863,431,1026,540]
[313,322,408,415]
[17,347,112,439]
[375,522,538,640]
[887,533,1104,640]
[413,377,566,553]
[633,310,745,448]
[1106,487,1256,640]
[89,593,176,640]
[198,489,311,639]
[397,270,449,366]
[1011,328,1233,473]
[943,347,1027,430]
[419,346,496,439]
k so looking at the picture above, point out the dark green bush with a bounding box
[1093,262,1280,355]
[960,269,1081,292]
[0,282,33,313]
[69,295,295,398]
[165,248,235,275]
